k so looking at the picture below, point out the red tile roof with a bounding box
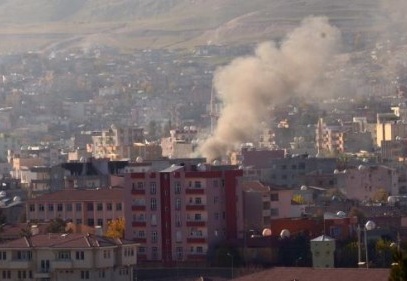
[27,188,124,203]
[233,267,390,281]
[0,233,136,249]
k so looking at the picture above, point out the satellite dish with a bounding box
[13,196,21,203]
[280,229,290,239]
[262,228,272,237]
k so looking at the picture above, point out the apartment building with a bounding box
[0,233,137,281]
[90,125,144,160]
[160,127,198,158]
[26,189,124,232]
[264,155,337,189]
[123,162,243,265]
[335,165,398,201]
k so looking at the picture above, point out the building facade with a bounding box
[123,163,243,265]
[26,189,125,232]
[0,233,137,281]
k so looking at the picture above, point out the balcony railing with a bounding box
[186,220,206,227]
[52,259,73,269]
[186,204,205,211]
[131,189,145,195]
[185,188,204,195]
[186,237,207,244]
[132,205,146,211]
[132,221,146,227]
[8,260,32,269]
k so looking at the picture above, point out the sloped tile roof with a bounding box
[233,267,390,281]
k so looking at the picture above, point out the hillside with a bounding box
[0,0,384,53]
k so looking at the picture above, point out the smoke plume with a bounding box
[199,16,342,162]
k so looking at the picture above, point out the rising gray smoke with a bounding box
[199,16,342,162]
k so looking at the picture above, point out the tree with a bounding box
[105,218,125,239]
[46,218,67,233]
[389,250,407,281]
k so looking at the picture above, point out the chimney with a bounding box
[30,225,39,236]
[95,225,103,236]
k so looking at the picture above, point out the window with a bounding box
[16,251,32,261]
[194,197,202,204]
[103,250,111,259]
[2,270,10,279]
[97,203,103,211]
[97,219,103,227]
[150,182,156,194]
[81,270,90,279]
[176,247,183,260]
[116,203,122,211]
[138,247,146,253]
[18,271,27,279]
[99,270,105,279]
[175,198,181,210]
[76,203,82,211]
[137,182,144,189]
[39,204,44,211]
[151,214,157,226]
[87,203,93,211]
[48,204,54,211]
[270,193,279,201]
[138,230,145,238]
[196,246,203,253]
[0,251,6,260]
[57,204,63,212]
[270,208,279,216]
[150,198,157,211]
[174,182,181,194]
[194,181,201,188]
[57,251,71,260]
[76,219,82,225]
[29,204,35,212]
[152,247,158,260]
[194,214,202,221]
[75,251,85,260]
[87,219,94,226]
[66,203,73,212]
[106,203,112,211]
[213,180,218,188]
[152,231,158,243]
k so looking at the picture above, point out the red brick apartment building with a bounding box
[123,163,243,266]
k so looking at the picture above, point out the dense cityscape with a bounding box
[0,1,407,281]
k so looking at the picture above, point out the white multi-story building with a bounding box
[0,233,137,281]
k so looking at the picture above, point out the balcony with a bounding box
[33,272,51,279]
[186,220,206,227]
[187,237,207,244]
[133,238,147,243]
[186,204,205,211]
[132,221,146,227]
[52,259,73,269]
[131,189,145,195]
[187,253,206,260]
[185,188,204,195]
[132,205,146,211]
[8,260,32,269]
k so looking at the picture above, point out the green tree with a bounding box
[46,218,67,233]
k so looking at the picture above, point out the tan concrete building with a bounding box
[26,189,125,232]
[0,233,137,281]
